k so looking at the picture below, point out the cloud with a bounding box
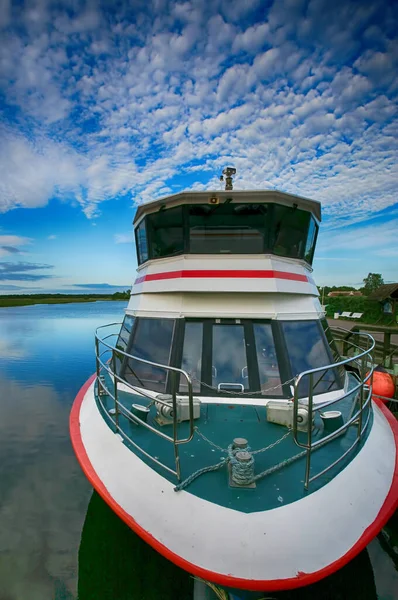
[114,233,134,244]
[71,283,127,289]
[0,262,54,281]
[0,235,32,256]
[0,246,21,256]
[0,0,396,228]
[0,284,42,291]
[47,235,57,240]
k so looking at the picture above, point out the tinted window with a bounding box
[212,324,248,392]
[281,321,339,396]
[116,314,134,351]
[189,204,267,254]
[272,206,310,259]
[147,206,184,259]
[136,220,148,264]
[304,217,317,264]
[253,323,282,395]
[180,322,203,393]
[124,318,175,393]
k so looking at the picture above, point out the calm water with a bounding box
[0,302,397,600]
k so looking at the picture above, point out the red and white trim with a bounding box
[71,377,398,592]
[135,269,309,285]
[132,256,317,297]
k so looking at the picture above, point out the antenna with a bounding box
[219,167,236,191]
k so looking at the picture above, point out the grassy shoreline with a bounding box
[0,293,130,308]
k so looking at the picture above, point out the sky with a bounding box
[0,0,397,294]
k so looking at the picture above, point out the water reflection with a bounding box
[78,491,193,600]
[0,302,125,599]
[0,375,90,599]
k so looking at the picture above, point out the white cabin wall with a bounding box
[126,292,323,320]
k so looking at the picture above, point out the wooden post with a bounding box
[384,332,391,368]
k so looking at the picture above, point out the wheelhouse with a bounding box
[134,191,320,266]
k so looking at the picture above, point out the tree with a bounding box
[362,273,384,295]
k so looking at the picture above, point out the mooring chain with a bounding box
[191,374,297,396]
[251,428,292,454]
[194,426,291,456]
[194,427,228,453]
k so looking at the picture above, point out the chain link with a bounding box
[251,428,292,454]
[194,427,228,453]
[191,374,297,396]
[194,426,291,456]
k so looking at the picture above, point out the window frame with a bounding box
[135,219,149,265]
[134,203,318,266]
[121,316,176,393]
[117,316,342,399]
[179,317,289,398]
[280,319,342,396]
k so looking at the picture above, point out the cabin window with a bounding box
[116,314,134,352]
[135,202,318,263]
[305,217,318,264]
[115,315,135,375]
[253,323,282,395]
[147,206,184,259]
[281,320,339,395]
[180,322,203,393]
[189,204,267,254]
[211,324,249,392]
[135,220,148,264]
[124,318,175,393]
[272,206,310,260]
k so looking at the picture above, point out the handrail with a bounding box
[94,322,377,489]
[292,332,375,490]
[94,322,195,481]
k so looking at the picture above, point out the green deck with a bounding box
[96,376,372,513]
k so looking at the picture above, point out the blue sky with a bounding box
[0,0,397,293]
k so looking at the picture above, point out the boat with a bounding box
[70,168,398,596]
[77,491,378,600]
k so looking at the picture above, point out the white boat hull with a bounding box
[71,374,398,592]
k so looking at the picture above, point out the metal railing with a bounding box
[95,323,194,481]
[292,332,375,490]
[331,325,398,368]
[94,322,376,491]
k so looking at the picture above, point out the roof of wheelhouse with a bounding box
[133,189,322,225]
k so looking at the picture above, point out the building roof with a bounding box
[368,283,398,301]
[327,291,362,297]
[133,189,322,225]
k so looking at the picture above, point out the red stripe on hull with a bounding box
[134,269,309,285]
[70,380,398,592]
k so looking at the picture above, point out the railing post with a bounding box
[304,372,314,491]
[357,353,365,440]
[112,351,119,430]
[170,371,181,481]
[383,332,391,368]
[95,336,100,387]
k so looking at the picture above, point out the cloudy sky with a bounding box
[0,0,397,293]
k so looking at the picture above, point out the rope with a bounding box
[228,444,255,485]
[174,459,226,492]
[175,428,294,491]
[250,450,307,482]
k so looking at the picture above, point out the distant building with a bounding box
[327,291,362,297]
[368,283,398,320]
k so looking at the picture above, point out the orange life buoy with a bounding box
[371,369,395,403]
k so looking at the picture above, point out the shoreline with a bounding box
[0,294,129,308]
